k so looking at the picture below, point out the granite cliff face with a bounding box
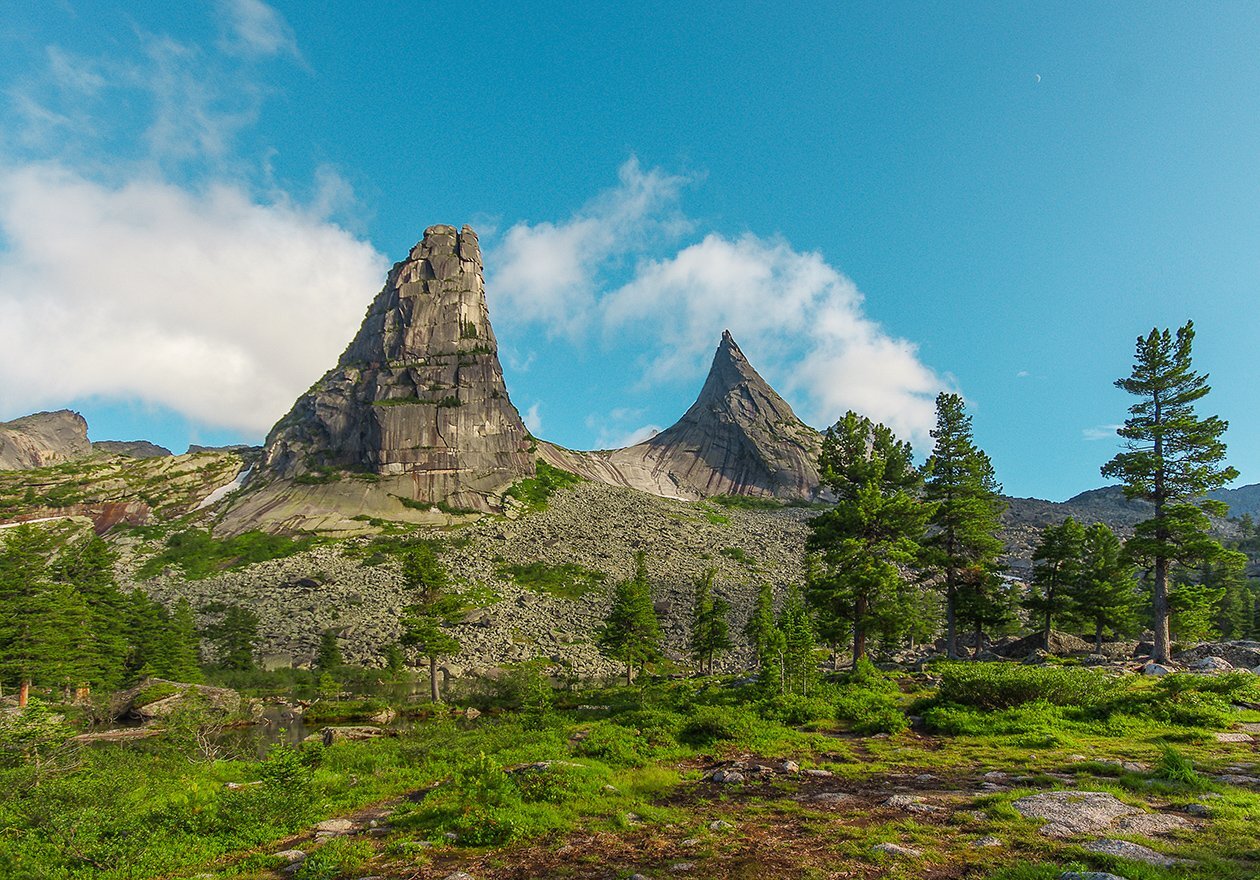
[541,331,823,501]
[0,410,92,470]
[236,225,533,527]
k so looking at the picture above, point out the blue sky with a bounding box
[2,2,1259,501]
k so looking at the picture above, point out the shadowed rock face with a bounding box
[0,410,92,470]
[541,331,823,501]
[258,225,534,512]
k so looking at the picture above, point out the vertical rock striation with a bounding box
[259,225,533,512]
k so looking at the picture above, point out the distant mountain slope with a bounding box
[540,331,823,501]
[1208,483,1260,520]
[0,410,92,470]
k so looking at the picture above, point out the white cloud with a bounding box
[1082,424,1123,441]
[488,156,692,337]
[490,162,949,446]
[603,232,945,444]
[0,11,386,437]
[1016,369,1030,378]
[216,0,301,59]
[0,163,386,433]
[522,403,543,435]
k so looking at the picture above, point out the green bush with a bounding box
[756,693,835,726]
[504,461,582,511]
[294,838,373,880]
[612,708,683,746]
[1154,746,1201,784]
[302,699,389,725]
[573,721,649,766]
[677,706,750,745]
[934,662,1117,710]
[921,700,1067,737]
[498,561,605,600]
[834,688,908,735]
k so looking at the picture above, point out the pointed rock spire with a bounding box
[540,332,822,501]
[254,225,534,515]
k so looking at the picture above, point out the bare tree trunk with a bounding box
[1152,556,1171,664]
[19,679,30,709]
[429,656,440,703]
[973,622,984,660]
[626,661,634,686]
[945,583,959,659]
[1095,621,1104,654]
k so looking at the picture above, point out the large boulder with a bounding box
[1175,641,1260,670]
[993,630,1093,658]
[111,678,241,721]
[1011,791,1141,837]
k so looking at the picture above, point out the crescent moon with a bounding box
[1035,74,1041,83]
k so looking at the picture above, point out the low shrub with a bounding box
[572,721,649,766]
[756,693,835,726]
[678,706,751,745]
[294,838,373,880]
[302,699,390,725]
[1154,746,1201,785]
[612,708,684,746]
[921,700,1067,737]
[834,688,908,735]
[934,662,1117,710]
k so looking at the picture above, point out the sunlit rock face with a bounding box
[260,225,534,512]
[540,331,823,502]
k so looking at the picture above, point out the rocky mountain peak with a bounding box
[0,410,92,470]
[249,225,534,519]
[541,332,823,501]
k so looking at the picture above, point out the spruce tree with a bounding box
[206,604,260,671]
[400,613,460,702]
[51,535,128,690]
[806,412,928,667]
[744,583,785,689]
[1026,518,1087,649]
[921,393,1006,658]
[778,585,816,696]
[164,599,203,682]
[596,551,662,685]
[1101,322,1239,663]
[689,569,732,675]
[316,628,344,672]
[1066,522,1140,652]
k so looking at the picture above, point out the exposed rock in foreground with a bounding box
[224,225,534,532]
[541,332,823,501]
[0,410,92,470]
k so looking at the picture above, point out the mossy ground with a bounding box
[2,667,1257,880]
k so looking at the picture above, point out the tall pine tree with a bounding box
[921,393,1006,658]
[1067,522,1140,652]
[806,412,929,667]
[1101,322,1238,663]
[1025,518,1086,649]
[689,569,732,675]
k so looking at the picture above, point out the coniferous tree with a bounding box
[1067,522,1140,652]
[400,613,460,702]
[1101,321,1239,663]
[806,412,929,667]
[51,535,128,690]
[316,628,344,672]
[955,570,1015,657]
[205,604,260,671]
[744,583,785,689]
[689,569,732,675]
[921,393,1006,658]
[1025,518,1087,649]
[778,585,817,696]
[396,539,459,700]
[596,552,662,685]
[163,599,203,682]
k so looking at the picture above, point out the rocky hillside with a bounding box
[250,225,533,516]
[132,480,812,677]
[540,331,823,501]
[0,410,93,470]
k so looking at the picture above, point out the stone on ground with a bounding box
[1082,839,1180,866]
[872,842,922,857]
[1011,791,1140,837]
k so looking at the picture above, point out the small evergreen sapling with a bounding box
[689,568,732,675]
[596,551,662,685]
